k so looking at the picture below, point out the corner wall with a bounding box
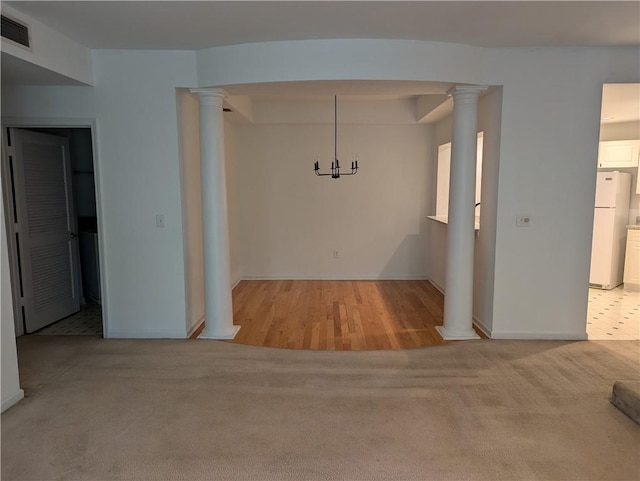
[1,189,23,412]
[473,87,503,334]
[176,89,204,335]
[225,120,241,286]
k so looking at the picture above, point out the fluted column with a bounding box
[190,88,239,339]
[436,85,487,340]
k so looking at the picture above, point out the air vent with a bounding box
[1,15,30,48]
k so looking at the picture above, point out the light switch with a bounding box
[156,214,166,228]
[516,215,531,227]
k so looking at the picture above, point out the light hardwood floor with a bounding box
[231,280,485,350]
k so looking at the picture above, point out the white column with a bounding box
[190,88,240,339]
[436,85,487,340]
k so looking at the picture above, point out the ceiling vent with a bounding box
[1,15,30,48]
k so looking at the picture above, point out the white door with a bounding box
[9,128,81,333]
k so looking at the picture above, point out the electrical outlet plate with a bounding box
[156,214,166,228]
[516,215,531,227]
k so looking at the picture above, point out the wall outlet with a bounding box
[156,214,166,228]
[333,249,339,259]
[516,214,531,227]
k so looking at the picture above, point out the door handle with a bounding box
[70,233,78,239]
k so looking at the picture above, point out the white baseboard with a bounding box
[240,275,429,281]
[428,279,445,294]
[198,324,241,340]
[2,389,24,413]
[107,329,192,339]
[231,278,241,289]
[186,315,205,338]
[472,317,492,338]
[489,330,588,340]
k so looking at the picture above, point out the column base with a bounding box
[198,324,241,340]
[436,325,480,341]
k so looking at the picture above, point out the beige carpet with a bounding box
[2,336,639,481]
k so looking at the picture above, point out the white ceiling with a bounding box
[6,1,640,50]
[3,2,639,124]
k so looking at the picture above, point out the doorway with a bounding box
[1,125,103,337]
[586,84,640,340]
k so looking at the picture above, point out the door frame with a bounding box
[1,117,108,337]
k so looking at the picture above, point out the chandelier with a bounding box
[313,95,359,179]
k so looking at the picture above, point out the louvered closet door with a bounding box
[11,129,80,333]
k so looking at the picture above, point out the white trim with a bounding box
[2,117,94,128]
[231,278,242,289]
[186,315,205,338]
[198,324,241,340]
[1,389,24,413]
[1,132,24,337]
[436,325,481,340]
[490,330,588,340]
[428,278,445,294]
[240,275,429,281]
[472,316,492,338]
[108,328,191,339]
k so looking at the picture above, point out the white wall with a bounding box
[484,47,640,339]
[473,88,503,334]
[225,120,241,286]
[251,97,420,125]
[600,121,640,142]
[233,101,433,278]
[1,190,23,412]
[176,89,204,335]
[1,4,93,85]
[429,117,453,290]
[197,39,486,88]
[2,50,199,338]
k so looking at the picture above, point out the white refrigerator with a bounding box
[589,171,631,289]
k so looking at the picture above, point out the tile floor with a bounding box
[586,285,640,340]
[35,303,103,337]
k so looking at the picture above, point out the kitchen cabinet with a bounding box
[623,228,640,288]
[598,140,640,169]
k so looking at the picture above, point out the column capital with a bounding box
[447,85,489,99]
[189,87,227,99]
[190,88,227,109]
